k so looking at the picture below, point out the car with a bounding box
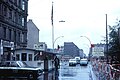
[80,58,88,66]
[0,61,43,79]
[75,57,80,64]
[69,59,77,66]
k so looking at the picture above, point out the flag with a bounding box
[51,2,53,26]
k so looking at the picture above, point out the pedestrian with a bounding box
[54,56,60,70]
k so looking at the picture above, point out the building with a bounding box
[64,42,80,57]
[79,49,85,58]
[14,48,56,71]
[27,19,39,49]
[0,0,28,61]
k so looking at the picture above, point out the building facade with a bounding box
[64,42,80,57]
[0,0,28,61]
[27,19,39,49]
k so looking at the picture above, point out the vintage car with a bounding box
[80,58,88,66]
[0,61,43,79]
[75,57,80,64]
[69,59,77,66]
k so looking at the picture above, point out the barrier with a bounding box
[91,59,120,80]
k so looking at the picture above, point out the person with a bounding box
[54,56,60,70]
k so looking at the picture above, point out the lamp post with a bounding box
[80,36,92,47]
[80,36,93,59]
[53,36,64,52]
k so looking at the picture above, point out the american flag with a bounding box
[51,2,53,26]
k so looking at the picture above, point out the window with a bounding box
[14,12,18,24]
[14,31,16,42]
[9,9,12,19]
[14,0,17,5]
[9,29,11,40]
[20,33,24,42]
[3,27,6,39]
[34,52,40,61]
[28,54,32,61]
[16,54,20,60]
[22,1,25,10]
[18,32,20,42]
[3,6,7,17]
[21,53,27,61]
[22,18,24,26]
[19,0,21,8]
[18,14,22,25]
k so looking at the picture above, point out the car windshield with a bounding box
[16,61,29,67]
[81,59,87,61]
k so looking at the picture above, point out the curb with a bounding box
[89,65,97,80]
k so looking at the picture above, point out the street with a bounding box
[38,61,95,80]
[0,62,96,80]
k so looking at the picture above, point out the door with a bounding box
[21,53,27,61]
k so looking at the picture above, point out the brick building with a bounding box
[0,0,28,61]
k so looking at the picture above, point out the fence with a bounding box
[91,59,120,80]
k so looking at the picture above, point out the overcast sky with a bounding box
[28,0,120,55]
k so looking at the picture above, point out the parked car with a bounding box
[80,58,88,66]
[75,57,80,64]
[0,61,43,79]
[69,59,77,66]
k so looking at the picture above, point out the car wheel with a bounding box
[28,73,37,80]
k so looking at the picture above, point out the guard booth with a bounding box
[14,48,56,71]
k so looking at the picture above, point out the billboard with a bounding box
[92,46,104,57]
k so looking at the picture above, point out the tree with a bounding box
[108,20,120,63]
[109,26,120,51]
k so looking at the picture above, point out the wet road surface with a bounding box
[0,62,94,80]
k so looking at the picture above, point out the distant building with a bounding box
[79,49,84,58]
[0,0,28,61]
[64,42,80,57]
[27,19,39,49]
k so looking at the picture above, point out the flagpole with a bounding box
[106,14,109,63]
[51,2,54,53]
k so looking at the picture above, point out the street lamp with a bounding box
[53,36,64,52]
[80,36,92,47]
[80,36,93,58]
